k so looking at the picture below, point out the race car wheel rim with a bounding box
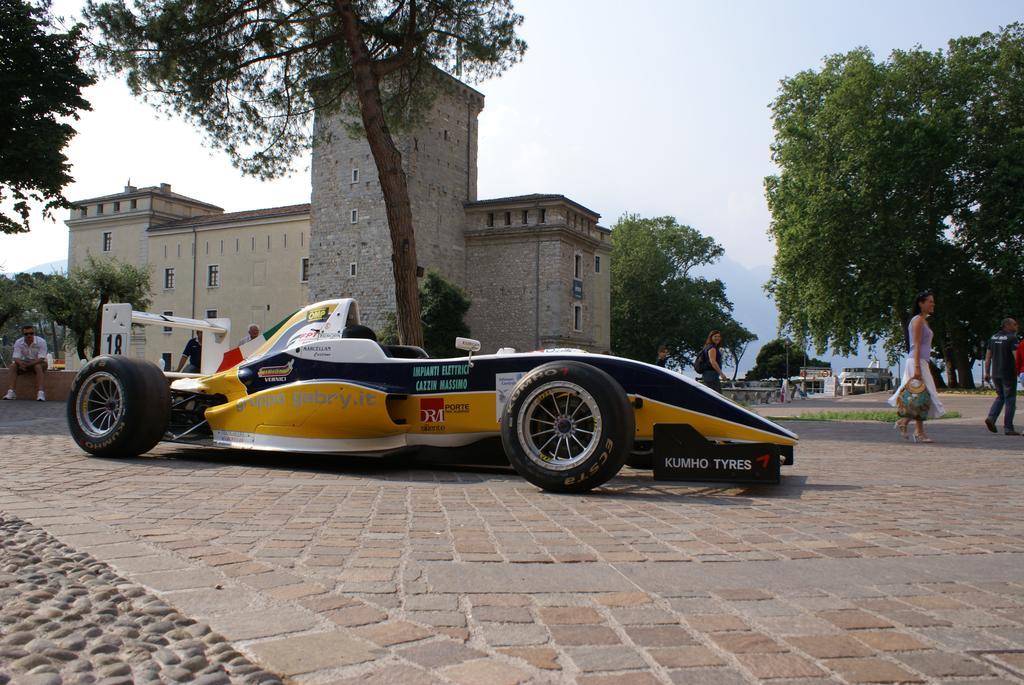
[517,381,602,471]
[77,372,125,438]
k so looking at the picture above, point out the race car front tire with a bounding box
[67,356,171,457]
[501,361,634,493]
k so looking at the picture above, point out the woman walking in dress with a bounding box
[888,291,946,442]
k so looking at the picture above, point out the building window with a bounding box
[79,207,87,218]
[504,211,511,226]
[573,305,582,331]
[521,210,528,224]
[574,254,582,279]
[113,201,120,212]
[267,235,271,250]
[352,168,359,183]
[235,238,239,252]
[97,203,104,215]
[487,212,494,227]
[130,199,137,209]
[301,232,304,246]
[595,255,601,273]
[163,245,167,259]
[251,236,255,251]
[300,257,310,283]
[162,311,173,334]
[164,268,175,289]
[539,208,546,224]
[220,240,224,254]
[102,232,112,252]
[351,209,358,223]
[177,243,181,258]
[207,264,220,287]
[205,309,217,319]
[205,241,209,255]
[283,233,287,249]
[349,262,357,277]
[160,352,172,370]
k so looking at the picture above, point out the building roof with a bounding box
[465,194,601,219]
[73,185,223,211]
[149,203,311,231]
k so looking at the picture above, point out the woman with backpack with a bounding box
[696,330,729,392]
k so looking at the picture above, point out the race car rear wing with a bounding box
[100,303,231,376]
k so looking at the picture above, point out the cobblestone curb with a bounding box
[0,514,284,685]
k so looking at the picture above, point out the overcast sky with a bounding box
[2,0,1020,276]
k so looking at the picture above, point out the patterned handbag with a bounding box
[896,379,931,420]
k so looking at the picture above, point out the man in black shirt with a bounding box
[175,331,203,374]
[984,318,1020,435]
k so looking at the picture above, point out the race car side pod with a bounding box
[100,303,232,376]
[651,424,793,485]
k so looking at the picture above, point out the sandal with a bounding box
[894,420,909,441]
[912,432,934,443]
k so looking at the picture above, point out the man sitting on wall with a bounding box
[4,325,48,401]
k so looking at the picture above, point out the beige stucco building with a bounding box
[66,184,311,368]
[66,75,611,364]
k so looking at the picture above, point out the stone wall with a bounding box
[310,78,484,331]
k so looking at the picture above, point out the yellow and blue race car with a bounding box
[67,298,797,492]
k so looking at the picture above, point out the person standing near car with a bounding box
[655,344,669,367]
[697,330,729,392]
[175,331,203,373]
[239,324,261,346]
[984,318,1020,436]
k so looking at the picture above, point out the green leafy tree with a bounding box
[81,257,151,358]
[1,0,95,233]
[37,272,96,361]
[85,0,526,347]
[377,271,471,356]
[610,214,751,368]
[745,338,831,381]
[947,26,1024,327]
[420,270,470,357]
[764,38,1021,388]
[718,321,757,381]
[32,258,151,360]
[0,275,26,332]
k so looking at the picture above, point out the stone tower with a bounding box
[310,76,485,330]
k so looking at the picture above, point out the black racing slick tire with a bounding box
[67,356,171,457]
[501,361,635,493]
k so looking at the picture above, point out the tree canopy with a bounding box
[85,0,526,346]
[766,26,1024,387]
[0,0,94,234]
[419,270,470,357]
[377,270,471,356]
[610,214,754,372]
[745,338,831,381]
[19,257,152,360]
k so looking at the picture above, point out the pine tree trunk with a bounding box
[335,0,423,346]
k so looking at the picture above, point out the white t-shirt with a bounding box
[13,335,47,361]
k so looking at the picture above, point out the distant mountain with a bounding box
[694,257,880,377]
[13,259,67,275]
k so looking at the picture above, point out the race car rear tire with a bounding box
[67,356,170,457]
[501,361,634,493]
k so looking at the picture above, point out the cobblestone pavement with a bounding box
[1,396,1023,684]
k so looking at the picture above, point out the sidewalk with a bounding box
[755,391,998,423]
[1,399,1022,684]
